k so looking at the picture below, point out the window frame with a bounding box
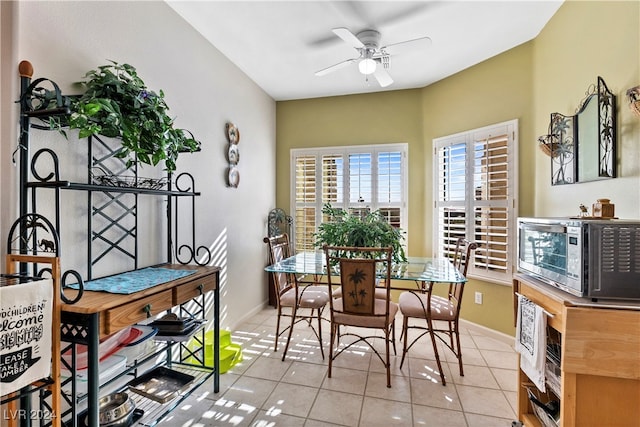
[290,143,408,254]
[432,119,518,285]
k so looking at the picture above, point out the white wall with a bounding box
[5,1,276,329]
[1,1,20,267]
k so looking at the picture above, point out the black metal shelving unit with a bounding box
[12,61,217,427]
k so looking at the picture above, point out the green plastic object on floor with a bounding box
[187,330,243,373]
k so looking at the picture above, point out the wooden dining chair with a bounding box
[398,237,479,385]
[323,245,397,388]
[264,234,329,361]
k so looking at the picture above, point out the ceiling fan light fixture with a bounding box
[316,27,429,88]
[358,58,377,75]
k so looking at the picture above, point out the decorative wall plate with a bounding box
[226,122,240,144]
[225,122,240,188]
[227,144,240,165]
[227,167,240,188]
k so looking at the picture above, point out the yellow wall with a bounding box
[421,41,535,335]
[533,0,640,218]
[275,1,640,336]
[275,89,425,256]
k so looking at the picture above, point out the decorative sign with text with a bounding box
[0,279,52,396]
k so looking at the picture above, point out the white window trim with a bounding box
[290,143,409,251]
[432,119,518,285]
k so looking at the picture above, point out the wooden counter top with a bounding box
[61,264,219,314]
[60,264,220,337]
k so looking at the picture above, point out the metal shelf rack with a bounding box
[11,61,218,427]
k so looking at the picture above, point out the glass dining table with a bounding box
[264,251,466,290]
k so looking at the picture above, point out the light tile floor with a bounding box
[159,307,519,426]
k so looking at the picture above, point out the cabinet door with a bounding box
[562,307,640,426]
[563,307,640,379]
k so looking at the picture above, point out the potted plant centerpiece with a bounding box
[314,203,407,263]
[53,61,200,173]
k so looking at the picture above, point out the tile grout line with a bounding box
[217,308,518,426]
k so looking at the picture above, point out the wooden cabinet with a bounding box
[513,274,640,427]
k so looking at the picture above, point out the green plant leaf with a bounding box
[83,102,102,116]
[78,127,96,139]
[65,61,201,172]
[314,203,407,262]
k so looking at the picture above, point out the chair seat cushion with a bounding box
[280,285,330,309]
[398,292,456,321]
[333,298,398,328]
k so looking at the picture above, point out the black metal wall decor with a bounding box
[540,112,576,185]
[539,76,616,185]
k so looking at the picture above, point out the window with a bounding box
[433,120,518,284]
[291,144,408,253]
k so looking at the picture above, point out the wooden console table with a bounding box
[513,273,640,426]
[61,264,220,427]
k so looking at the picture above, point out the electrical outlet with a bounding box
[474,291,483,304]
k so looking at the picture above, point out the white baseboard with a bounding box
[460,318,515,346]
[228,300,274,330]
[233,301,515,347]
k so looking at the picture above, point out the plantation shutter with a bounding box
[377,151,403,228]
[472,132,510,277]
[322,154,343,205]
[291,144,407,254]
[294,155,317,252]
[434,120,517,284]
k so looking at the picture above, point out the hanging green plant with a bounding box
[54,61,200,172]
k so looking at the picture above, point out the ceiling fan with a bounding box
[315,27,432,88]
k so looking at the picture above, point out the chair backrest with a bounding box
[323,245,393,317]
[264,234,295,298]
[451,237,479,277]
[448,237,479,311]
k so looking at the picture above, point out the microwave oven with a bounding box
[517,217,640,300]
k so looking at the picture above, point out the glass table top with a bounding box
[265,252,466,284]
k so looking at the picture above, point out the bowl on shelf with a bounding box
[93,392,136,426]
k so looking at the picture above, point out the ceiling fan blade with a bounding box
[315,58,357,77]
[332,27,365,49]
[373,66,393,88]
[382,36,432,55]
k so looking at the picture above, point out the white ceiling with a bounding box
[167,1,563,101]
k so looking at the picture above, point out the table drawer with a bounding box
[173,276,216,305]
[104,290,173,335]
